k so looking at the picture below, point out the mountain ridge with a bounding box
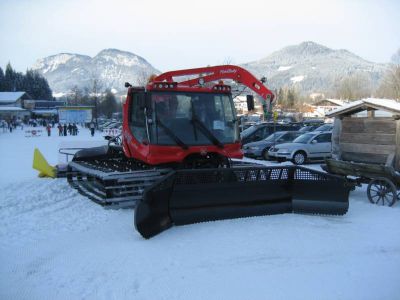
[241,41,388,94]
[32,49,160,94]
[32,42,389,95]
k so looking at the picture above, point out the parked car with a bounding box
[268,131,332,165]
[313,123,333,132]
[302,119,325,126]
[239,121,257,132]
[98,121,115,130]
[243,131,303,160]
[240,122,302,145]
[298,124,323,133]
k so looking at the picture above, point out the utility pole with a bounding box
[94,95,98,129]
[93,79,99,129]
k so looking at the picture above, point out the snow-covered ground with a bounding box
[1,127,400,300]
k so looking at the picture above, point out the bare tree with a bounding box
[334,73,372,100]
[90,74,103,126]
[376,65,400,100]
[69,85,82,106]
[391,48,400,65]
[222,57,234,65]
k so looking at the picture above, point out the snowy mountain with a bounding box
[241,41,388,94]
[32,49,160,94]
[33,42,389,96]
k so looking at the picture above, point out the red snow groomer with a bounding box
[67,65,351,238]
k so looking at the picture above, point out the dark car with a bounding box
[243,131,303,160]
[240,122,302,145]
[302,119,325,125]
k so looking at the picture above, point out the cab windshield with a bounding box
[149,92,238,146]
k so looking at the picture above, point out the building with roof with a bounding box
[312,99,348,117]
[0,92,31,120]
[24,99,66,118]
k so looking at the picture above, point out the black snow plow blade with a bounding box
[135,166,351,238]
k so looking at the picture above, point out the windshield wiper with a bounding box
[156,118,188,150]
[191,116,224,149]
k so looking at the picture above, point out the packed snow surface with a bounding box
[1,127,400,299]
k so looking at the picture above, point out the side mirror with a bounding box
[311,140,317,144]
[125,82,132,88]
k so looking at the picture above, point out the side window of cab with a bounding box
[130,92,147,143]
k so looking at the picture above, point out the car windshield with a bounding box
[299,126,314,132]
[240,124,259,137]
[150,92,238,146]
[292,133,314,144]
[264,132,285,142]
[314,124,332,131]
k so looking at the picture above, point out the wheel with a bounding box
[367,177,397,207]
[292,151,306,165]
[262,148,270,160]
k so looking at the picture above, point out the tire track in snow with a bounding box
[0,178,125,248]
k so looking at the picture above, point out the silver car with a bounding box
[268,131,332,165]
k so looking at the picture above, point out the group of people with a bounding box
[56,123,79,137]
[3,120,19,133]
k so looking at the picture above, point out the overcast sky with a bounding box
[1,0,399,72]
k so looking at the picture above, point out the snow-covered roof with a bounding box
[32,109,58,115]
[314,99,347,106]
[0,92,27,103]
[326,98,400,117]
[0,106,27,111]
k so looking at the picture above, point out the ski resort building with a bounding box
[0,92,31,120]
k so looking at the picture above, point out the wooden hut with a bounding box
[326,98,400,169]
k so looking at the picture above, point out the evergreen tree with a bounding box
[99,89,118,118]
[21,69,53,99]
[1,63,53,99]
[0,67,4,91]
[4,63,16,91]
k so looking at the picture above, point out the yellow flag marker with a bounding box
[32,148,56,178]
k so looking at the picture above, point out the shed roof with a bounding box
[325,98,400,117]
[0,92,29,103]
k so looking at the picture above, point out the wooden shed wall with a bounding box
[337,117,399,168]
